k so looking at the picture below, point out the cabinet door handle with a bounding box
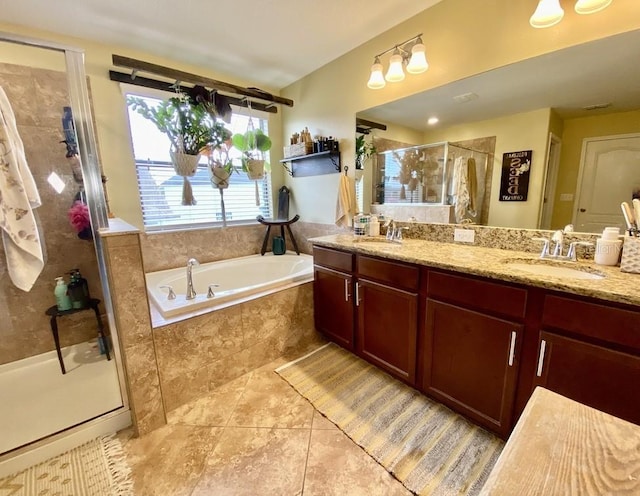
[508,331,517,366]
[536,340,547,377]
[344,279,351,302]
[355,282,360,306]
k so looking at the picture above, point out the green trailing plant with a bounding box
[355,134,376,170]
[231,124,272,172]
[127,96,231,155]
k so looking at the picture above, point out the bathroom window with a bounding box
[126,93,272,230]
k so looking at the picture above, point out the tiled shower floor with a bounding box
[118,356,412,496]
[0,341,123,454]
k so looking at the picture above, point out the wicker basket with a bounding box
[620,236,640,274]
[283,142,313,158]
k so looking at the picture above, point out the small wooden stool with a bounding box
[257,214,300,255]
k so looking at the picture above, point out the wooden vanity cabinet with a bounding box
[355,255,419,385]
[420,270,528,438]
[313,247,355,350]
[532,294,640,425]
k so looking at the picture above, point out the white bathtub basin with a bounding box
[146,253,314,318]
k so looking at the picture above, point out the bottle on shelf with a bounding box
[68,269,91,309]
[54,277,72,311]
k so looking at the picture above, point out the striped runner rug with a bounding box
[276,343,504,496]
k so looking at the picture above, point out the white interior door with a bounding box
[574,134,640,233]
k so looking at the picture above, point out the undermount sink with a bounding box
[352,237,402,247]
[504,260,605,280]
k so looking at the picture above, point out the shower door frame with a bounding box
[0,31,130,455]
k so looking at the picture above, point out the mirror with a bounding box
[356,29,640,233]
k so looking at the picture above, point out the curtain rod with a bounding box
[111,54,294,107]
[109,71,277,114]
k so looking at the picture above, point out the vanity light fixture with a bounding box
[529,0,564,28]
[530,0,613,28]
[367,34,428,89]
[574,0,612,14]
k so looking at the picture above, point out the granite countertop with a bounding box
[309,234,640,307]
[479,387,640,495]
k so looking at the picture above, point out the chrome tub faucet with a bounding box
[186,258,199,300]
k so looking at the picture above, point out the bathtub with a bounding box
[145,253,314,319]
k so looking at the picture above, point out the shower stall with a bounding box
[373,141,491,224]
[0,34,129,475]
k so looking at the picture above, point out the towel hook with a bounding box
[344,165,349,176]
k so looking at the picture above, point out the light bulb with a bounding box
[575,0,612,14]
[529,0,564,28]
[406,39,428,74]
[385,49,405,82]
[367,58,386,89]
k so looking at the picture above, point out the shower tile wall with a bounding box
[0,63,104,365]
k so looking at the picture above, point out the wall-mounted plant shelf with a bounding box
[280,151,341,177]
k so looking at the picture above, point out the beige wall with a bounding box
[552,108,640,227]
[421,109,552,228]
[281,0,640,226]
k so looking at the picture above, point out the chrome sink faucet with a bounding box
[533,225,593,261]
[186,258,199,300]
[384,219,407,243]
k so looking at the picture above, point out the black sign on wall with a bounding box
[499,150,532,202]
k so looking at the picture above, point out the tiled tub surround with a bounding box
[311,234,640,307]
[102,231,165,436]
[140,224,273,272]
[101,220,323,434]
[153,281,324,413]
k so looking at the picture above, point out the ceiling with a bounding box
[358,29,640,131]
[0,0,444,89]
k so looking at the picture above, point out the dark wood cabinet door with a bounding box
[356,278,418,385]
[422,299,522,437]
[313,265,355,350]
[534,331,640,425]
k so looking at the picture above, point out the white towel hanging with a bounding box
[335,167,356,228]
[0,86,45,291]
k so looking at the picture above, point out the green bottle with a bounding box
[68,269,90,309]
[54,277,72,311]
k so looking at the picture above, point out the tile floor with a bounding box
[118,355,412,496]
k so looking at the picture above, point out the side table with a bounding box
[45,298,111,374]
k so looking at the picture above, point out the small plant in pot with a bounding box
[127,95,230,205]
[231,122,272,180]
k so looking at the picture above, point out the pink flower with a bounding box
[68,200,91,233]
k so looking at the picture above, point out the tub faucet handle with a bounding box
[159,285,176,300]
[207,284,219,299]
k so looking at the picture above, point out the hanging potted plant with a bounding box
[231,120,272,180]
[355,134,376,170]
[231,119,272,205]
[127,95,229,205]
[203,139,235,226]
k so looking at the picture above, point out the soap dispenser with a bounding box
[68,269,91,309]
[54,277,72,311]
[595,227,622,266]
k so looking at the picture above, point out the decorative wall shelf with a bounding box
[280,151,341,177]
